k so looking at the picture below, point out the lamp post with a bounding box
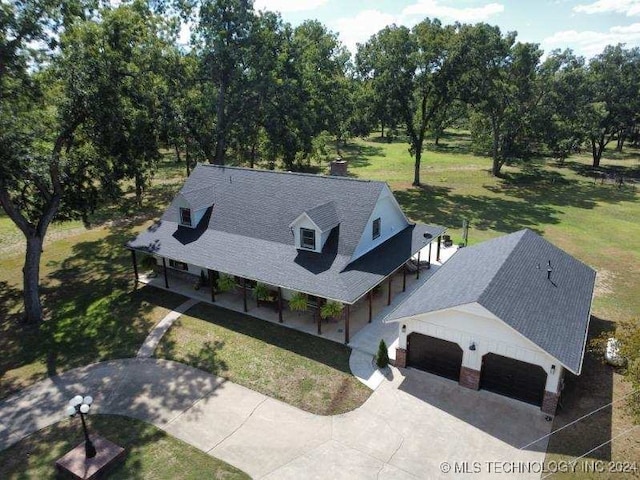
[66,395,96,458]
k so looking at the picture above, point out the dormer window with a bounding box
[180,207,192,227]
[372,217,381,239]
[300,228,316,250]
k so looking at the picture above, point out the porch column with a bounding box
[131,250,139,284]
[402,264,407,292]
[162,257,169,288]
[242,278,248,312]
[368,290,373,323]
[344,304,350,344]
[207,269,216,303]
[416,251,421,279]
[278,287,283,323]
[437,236,442,261]
[427,243,432,269]
[317,297,323,335]
[387,275,392,306]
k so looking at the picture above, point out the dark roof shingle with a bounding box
[304,201,340,232]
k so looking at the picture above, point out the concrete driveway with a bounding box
[0,359,551,479]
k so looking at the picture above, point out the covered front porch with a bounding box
[130,242,458,347]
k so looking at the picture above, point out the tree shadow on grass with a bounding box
[563,159,640,183]
[485,166,638,210]
[546,316,615,461]
[394,184,556,235]
[339,142,386,169]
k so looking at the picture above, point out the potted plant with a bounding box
[289,292,308,312]
[254,282,270,300]
[140,255,158,277]
[320,301,344,321]
[217,274,236,292]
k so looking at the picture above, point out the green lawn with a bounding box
[156,303,372,415]
[0,415,249,480]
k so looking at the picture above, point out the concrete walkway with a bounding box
[137,298,199,358]
[0,359,551,479]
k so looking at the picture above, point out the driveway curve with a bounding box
[0,358,551,479]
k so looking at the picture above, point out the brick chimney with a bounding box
[330,158,348,176]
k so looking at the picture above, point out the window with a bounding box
[169,259,189,271]
[300,228,316,250]
[180,208,192,227]
[372,217,381,239]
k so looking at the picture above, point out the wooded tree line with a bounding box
[1,0,640,324]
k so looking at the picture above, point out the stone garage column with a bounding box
[395,323,409,367]
[395,348,407,368]
[541,365,563,415]
[459,366,481,390]
[541,391,560,415]
[460,341,481,390]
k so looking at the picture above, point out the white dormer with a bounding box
[290,201,339,253]
[351,185,410,261]
[175,186,213,229]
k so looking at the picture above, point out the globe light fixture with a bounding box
[67,394,97,458]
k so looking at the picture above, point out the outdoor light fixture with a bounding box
[66,394,96,458]
[401,324,406,332]
[469,342,476,351]
[551,364,556,374]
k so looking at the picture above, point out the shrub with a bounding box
[289,292,308,312]
[254,282,270,300]
[140,254,157,270]
[217,274,236,292]
[320,301,343,319]
[376,339,389,368]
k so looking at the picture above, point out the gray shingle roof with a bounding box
[386,229,596,374]
[159,164,384,256]
[127,164,446,303]
[179,185,214,212]
[305,201,340,232]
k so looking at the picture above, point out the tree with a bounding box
[357,20,461,186]
[0,1,171,324]
[537,49,590,162]
[193,0,255,165]
[586,45,640,167]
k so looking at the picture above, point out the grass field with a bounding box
[1,134,638,477]
[0,415,249,479]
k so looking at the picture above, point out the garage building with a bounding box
[390,229,596,415]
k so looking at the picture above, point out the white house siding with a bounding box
[290,214,330,253]
[352,186,410,260]
[398,302,563,393]
[174,194,207,227]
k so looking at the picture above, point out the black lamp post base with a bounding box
[85,439,97,458]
